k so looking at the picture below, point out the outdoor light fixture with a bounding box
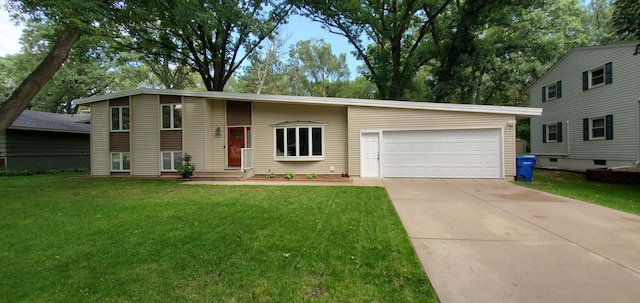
[215,127,221,137]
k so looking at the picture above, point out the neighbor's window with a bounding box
[590,66,605,87]
[590,117,605,139]
[111,107,130,131]
[274,126,324,160]
[547,124,558,142]
[546,83,557,100]
[162,104,182,129]
[161,151,183,171]
[111,152,131,172]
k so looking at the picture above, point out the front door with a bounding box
[361,132,380,177]
[228,127,245,167]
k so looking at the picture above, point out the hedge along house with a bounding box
[73,89,541,180]
[0,110,90,171]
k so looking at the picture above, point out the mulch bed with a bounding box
[250,174,352,183]
[586,168,640,185]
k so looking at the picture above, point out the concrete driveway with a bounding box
[383,178,640,303]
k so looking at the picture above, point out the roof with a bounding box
[9,110,91,134]
[527,42,640,92]
[73,88,542,118]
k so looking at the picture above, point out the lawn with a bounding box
[519,169,640,215]
[0,173,436,302]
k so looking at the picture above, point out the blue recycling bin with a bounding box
[515,155,537,182]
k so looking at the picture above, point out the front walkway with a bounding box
[384,178,640,303]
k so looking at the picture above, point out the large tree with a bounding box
[289,39,350,97]
[612,0,640,52]
[0,0,119,131]
[116,0,292,91]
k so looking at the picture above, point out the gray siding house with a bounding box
[529,42,640,171]
[0,110,90,171]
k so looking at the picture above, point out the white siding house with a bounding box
[529,42,640,171]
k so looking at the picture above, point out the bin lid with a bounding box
[517,155,537,159]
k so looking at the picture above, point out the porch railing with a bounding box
[241,148,253,172]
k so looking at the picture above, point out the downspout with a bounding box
[566,120,570,158]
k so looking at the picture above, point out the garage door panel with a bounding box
[382,129,501,178]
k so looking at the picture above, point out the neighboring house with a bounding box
[0,110,90,171]
[529,42,640,171]
[74,89,541,180]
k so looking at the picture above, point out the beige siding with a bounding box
[130,94,160,175]
[91,101,111,176]
[210,99,226,170]
[183,97,207,171]
[252,103,348,175]
[203,99,215,170]
[348,106,515,178]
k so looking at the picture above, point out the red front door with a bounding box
[228,127,245,167]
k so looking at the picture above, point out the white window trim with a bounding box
[590,117,606,140]
[161,104,182,130]
[546,124,558,143]
[589,66,605,89]
[111,106,130,132]
[161,151,182,171]
[111,152,131,172]
[273,125,325,161]
[546,83,557,101]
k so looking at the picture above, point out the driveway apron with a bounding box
[383,178,640,303]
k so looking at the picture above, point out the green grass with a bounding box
[518,169,640,215]
[0,173,436,302]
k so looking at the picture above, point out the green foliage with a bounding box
[289,38,350,97]
[265,172,276,179]
[306,173,317,180]
[0,175,436,301]
[0,168,89,177]
[177,153,194,174]
[284,172,296,180]
[612,0,640,41]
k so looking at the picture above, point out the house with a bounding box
[0,110,90,171]
[529,42,640,171]
[73,89,541,180]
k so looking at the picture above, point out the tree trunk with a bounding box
[0,24,81,132]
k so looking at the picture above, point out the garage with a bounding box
[381,128,502,178]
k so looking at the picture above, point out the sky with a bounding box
[0,8,360,77]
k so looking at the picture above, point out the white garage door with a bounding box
[382,129,501,178]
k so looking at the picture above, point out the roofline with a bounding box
[8,126,90,134]
[74,88,542,117]
[527,41,640,91]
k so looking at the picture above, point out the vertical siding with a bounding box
[530,43,640,162]
[348,106,514,178]
[183,96,207,171]
[252,103,348,175]
[210,99,226,170]
[91,101,110,176]
[130,94,160,175]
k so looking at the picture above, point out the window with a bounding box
[547,124,558,142]
[161,151,183,171]
[111,107,130,131]
[542,122,562,143]
[274,126,324,160]
[594,159,606,166]
[162,104,182,129]
[583,62,612,90]
[583,115,613,141]
[542,81,561,102]
[111,152,131,172]
[590,117,605,139]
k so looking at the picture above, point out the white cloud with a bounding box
[0,7,24,56]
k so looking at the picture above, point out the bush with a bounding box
[0,168,89,177]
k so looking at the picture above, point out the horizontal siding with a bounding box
[0,130,6,157]
[130,94,160,175]
[110,132,130,152]
[348,106,514,178]
[183,97,207,171]
[252,103,348,175]
[204,99,215,170]
[160,130,182,151]
[91,101,110,176]
[6,130,89,156]
[531,43,640,162]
